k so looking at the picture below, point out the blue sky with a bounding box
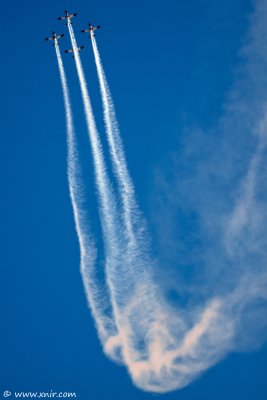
[1,0,267,399]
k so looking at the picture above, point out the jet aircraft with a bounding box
[58,10,77,23]
[45,32,64,45]
[64,46,84,54]
[81,23,101,37]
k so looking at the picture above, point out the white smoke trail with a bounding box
[54,41,118,350]
[89,34,172,366]
[87,35,236,393]
[65,25,178,378]
[66,22,141,361]
[91,36,142,246]
[66,23,118,251]
[57,1,267,393]
[63,29,238,393]
[90,35,157,308]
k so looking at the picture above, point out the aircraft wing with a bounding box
[81,29,90,33]
[58,16,67,20]
[65,46,84,54]
[56,34,64,39]
[69,13,77,19]
[45,37,54,41]
[65,44,84,54]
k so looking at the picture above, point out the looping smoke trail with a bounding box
[61,26,233,393]
[86,34,237,393]
[54,40,118,349]
[62,31,235,393]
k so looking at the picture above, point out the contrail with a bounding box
[63,32,239,395]
[66,23,167,371]
[88,35,232,393]
[90,36,176,373]
[55,2,267,393]
[90,32,166,342]
[61,29,236,394]
[66,22,117,250]
[66,22,139,361]
[91,35,149,253]
[54,40,119,353]
[91,36,139,245]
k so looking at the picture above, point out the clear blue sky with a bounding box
[1,0,267,399]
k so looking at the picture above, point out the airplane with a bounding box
[45,32,64,45]
[58,10,77,23]
[65,46,84,54]
[81,23,101,37]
